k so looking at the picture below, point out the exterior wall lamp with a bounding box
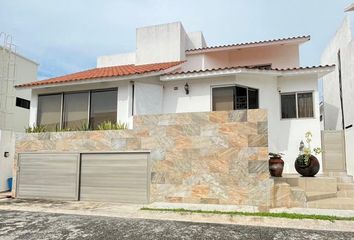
[184,83,190,95]
[4,152,9,158]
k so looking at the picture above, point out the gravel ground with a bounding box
[0,210,353,240]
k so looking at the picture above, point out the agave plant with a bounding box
[97,121,127,130]
[77,121,91,131]
[25,125,46,133]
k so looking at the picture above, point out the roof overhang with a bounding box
[160,65,335,81]
[19,70,166,90]
[16,63,183,89]
[345,3,354,12]
[186,36,311,55]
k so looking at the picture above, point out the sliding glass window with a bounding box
[90,89,118,129]
[37,88,118,130]
[63,92,89,129]
[37,94,62,131]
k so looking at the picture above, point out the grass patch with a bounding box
[141,207,354,222]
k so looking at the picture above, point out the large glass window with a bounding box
[212,86,259,111]
[281,92,314,119]
[37,88,118,131]
[90,89,118,129]
[63,92,89,129]
[37,94,62,131]
[212,87,234,111]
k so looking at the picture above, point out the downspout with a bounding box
[337,50,345,130]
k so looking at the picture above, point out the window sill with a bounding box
[280,117,317,121]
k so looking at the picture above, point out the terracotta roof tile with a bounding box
[186,35,310,53]
[17,61,184,88]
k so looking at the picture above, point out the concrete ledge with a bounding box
[274,174,338,193]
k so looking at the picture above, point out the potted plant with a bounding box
[295,131,321,177]
[268,152,284,177]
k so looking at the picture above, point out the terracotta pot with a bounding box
[295,155,320,177]
[269,158,284,177]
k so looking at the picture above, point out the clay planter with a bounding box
[295,155,320,177]
[269,157,284,177]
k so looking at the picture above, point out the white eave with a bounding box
[186,36,311,55]
[160,66,335,81]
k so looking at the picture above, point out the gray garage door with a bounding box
[80,153,149,203]
[17,153,80,200]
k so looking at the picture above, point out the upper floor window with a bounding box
[281,92,314,119]
[212,86,259,111]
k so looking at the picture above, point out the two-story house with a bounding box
[16,22,334,173]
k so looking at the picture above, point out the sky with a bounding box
[0,0,353,80]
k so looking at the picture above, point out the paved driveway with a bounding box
[0,210,353,240]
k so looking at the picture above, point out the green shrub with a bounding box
[25,125,46,133]
[78,122,91,131]
[96,121,127,130]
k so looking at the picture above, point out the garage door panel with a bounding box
[17,153,79,200]
[80,153,149,203]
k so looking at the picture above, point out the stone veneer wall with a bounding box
[14,110,273,206]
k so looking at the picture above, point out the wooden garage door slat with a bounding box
[17,153,79,200]
[80,153,149,203]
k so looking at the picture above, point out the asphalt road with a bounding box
[0,210,353,240]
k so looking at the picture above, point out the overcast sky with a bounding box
[1,0,353,79]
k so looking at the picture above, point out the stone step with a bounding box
[338,183,354,191]
[336,175,354,183]
[325,171,349,177]
[305,192,337,202]
[307,197,354,210]
[279,175,337,193]
[337,190,354,198]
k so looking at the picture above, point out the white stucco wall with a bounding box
[134,82,163,115]
[162,74,321,173]
[1,51,37,132]
[136,22,187,65]
[186,31,207,50]
[321,15,354,176]
[96,52,136,68]
[13,54,38,132]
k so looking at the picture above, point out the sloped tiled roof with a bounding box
[16,61,184,88]
[186,35,310,53]
[164,64,335,76]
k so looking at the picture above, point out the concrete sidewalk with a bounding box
[0,198,353,232]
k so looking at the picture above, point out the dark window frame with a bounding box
[211,85,259,111]
[16,97,30,109]
[37,88,118,129]
[280,91,314,119]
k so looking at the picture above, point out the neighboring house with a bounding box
[0,34,38,192]
[321,5,354,176]
[16,22,334,173]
